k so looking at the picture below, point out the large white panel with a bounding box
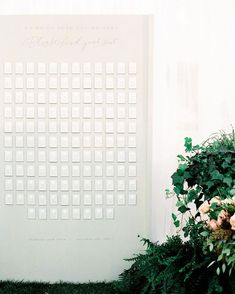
[0,15,151,283]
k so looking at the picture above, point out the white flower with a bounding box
[232,196,235,206]
[221,198,233,205]
[209,196,221,205]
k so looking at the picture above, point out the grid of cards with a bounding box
[3,62,137,220]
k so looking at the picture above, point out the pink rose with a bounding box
[199,201,210,215]
[218,210,228,219]
[230,214,235,230]
[208,219,218,230]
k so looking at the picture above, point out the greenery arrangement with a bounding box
[0,281,116,294]
[115,130,235,294]
[169,131,235,276]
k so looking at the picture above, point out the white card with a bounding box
[26,62,34,74]
[83,62,91,73]
[5,193,13,205]
[16,179,24,190]
[106,165,114,176]
[106,207,114,219]
[84,179,92,191]
[72,77,80,89]
[38,121,46,132]
[4,62,12,74]
[61,179,69,191]
[117,62,125,74]
[16,165,24,176]
[38,194,47,206]
[50,194,58,205]
[83,92,92,103]
[72,208,81,219]
[95,193,103,205]
[60,62,69,74]
[39,207,47,220]
[94,62,102,74]
[72,194,80,205]
[129,62,137,74]
[5,165,13,176]
[117,165,125,176]
[106,63,114,74]
[72,166,80,176]
[50,208,58,219]
[106,194,114,205]
[28,207,36,219]
[38,165,46,177]
[27,193,35,205]
[95,165,102,176]
[83,165,91,176]
[83,208,92,220]
[95,207,103,219]
[72,92,80,103]
[106,179,114,191]
[117,179,125,191]
[72,180,80,191]
[15,62,24,74]
[128,193,137,205]
[49,62,57,74]
[83,193,92,205]
[129,165,137,176]
[50,179,57,191]
[27,165,35,176]
[50,165,57,177]
[61,194,69,205]
[16,193,24,205]
[117,193,125,205]
[38,63,46,74]
[95,179,103,190]
[4,92,12,103]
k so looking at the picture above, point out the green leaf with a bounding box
[178,163,188,171]
[222,248,231,256]
[173,186,181,195]
[178,205,189,213]
[186,190,197,203]
[223,176,233,186]
[207,260,215,268]
[209,243,213,252]
[174,220,180,228]
[171,173,185,185]
[176,200,184,207]
[177,154,186,162]
[216,267,220,275]
[210,202,217,209]
[217,254,223,261]
[222,263,226,273]
[211,170,223,181]
[192,144,201,151]
[184,137,192,152]
[200,231,209,237]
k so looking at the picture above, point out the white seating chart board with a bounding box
[0,16,151,282]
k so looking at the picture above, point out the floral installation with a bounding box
[167,130,235,276]
[199,193,235,275]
